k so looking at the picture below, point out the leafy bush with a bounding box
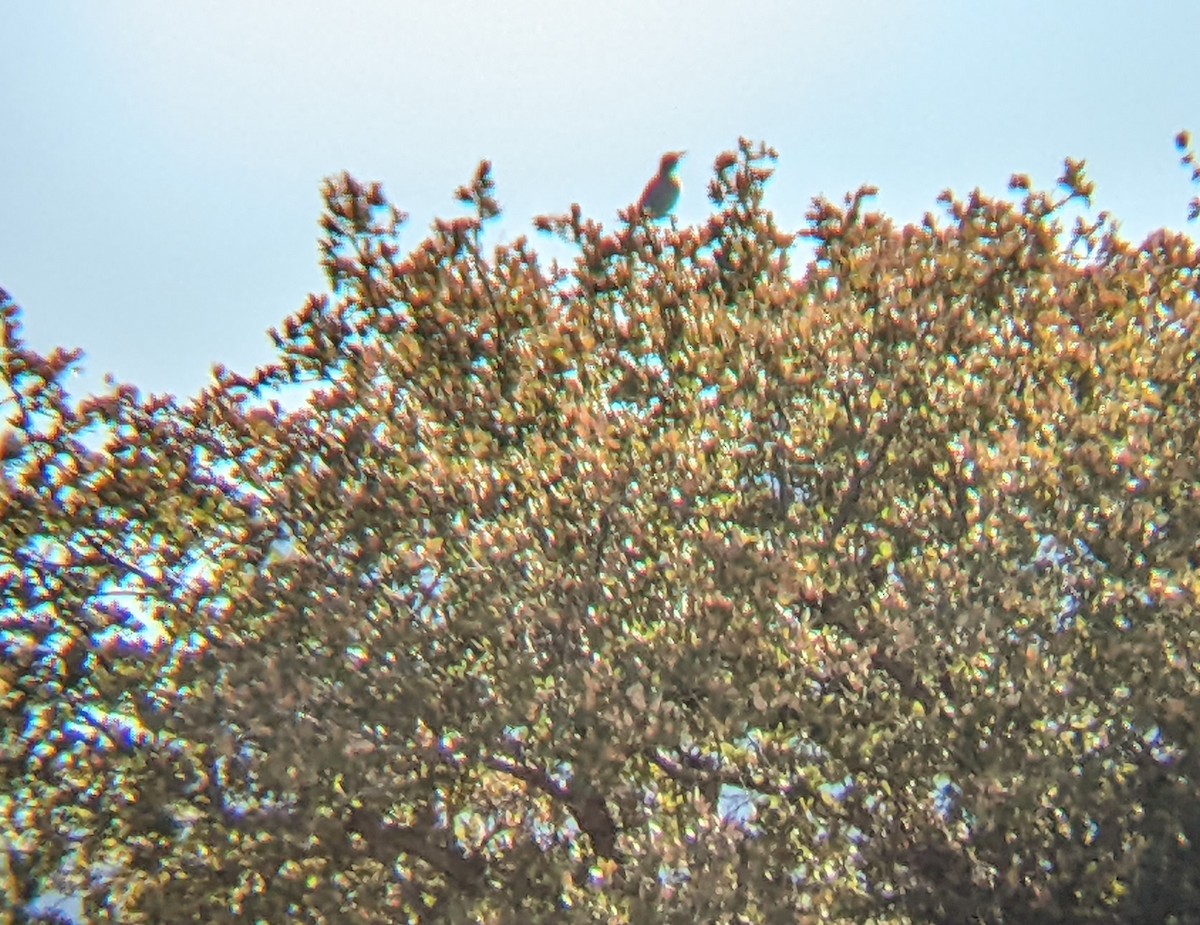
[3,136,1200,925]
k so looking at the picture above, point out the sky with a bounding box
[2,1,1197,400]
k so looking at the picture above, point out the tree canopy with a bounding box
[4,136,1200,925]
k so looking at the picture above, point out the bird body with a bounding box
[637,151,685,219]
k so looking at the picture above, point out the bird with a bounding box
[637,151,685,219]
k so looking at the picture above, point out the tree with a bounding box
[3,136,1200,925]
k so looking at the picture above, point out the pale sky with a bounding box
[2,2,1197,398]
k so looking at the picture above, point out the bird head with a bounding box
[660,151,686,174]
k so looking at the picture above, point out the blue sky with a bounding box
[2,1,1197,398]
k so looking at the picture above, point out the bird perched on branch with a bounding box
[637,151,685,219]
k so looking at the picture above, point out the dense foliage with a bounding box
[3,136,1200,925]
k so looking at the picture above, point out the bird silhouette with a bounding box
[637,151,685,219]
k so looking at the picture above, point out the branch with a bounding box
[648,747,818,803]
[485,753,621,860]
